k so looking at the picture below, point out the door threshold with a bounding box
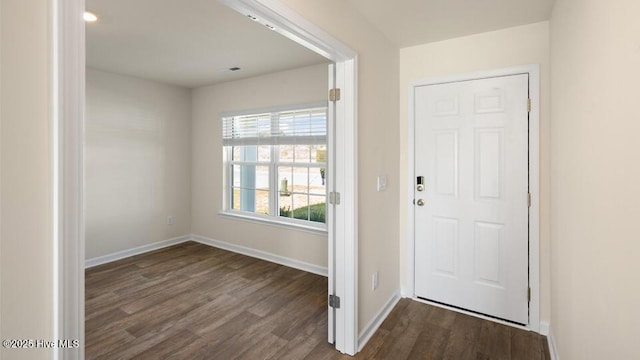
[413,296,533,332]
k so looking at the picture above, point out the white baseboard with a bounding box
[190,234,328,277]
[545,323,559,360]
[539,321,550,336]
[85,235,191,268]
[84,234,329,277]
[357,291,401,352]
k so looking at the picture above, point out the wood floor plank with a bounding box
[270,310,328,360]
[118,275,208,314]
[511,329,549,360]
[210,329,288,360]
[133,329,201,360]
[85,268,145,299]
[477,320,512,360]
[186,310,265,359]
[406,322,451,359]
[93,325,178,360]
[355,327,391,359]
[85,327,136,360]
[85,242,550,359]
[378,297,410,332]
[124,290,211,338]
[234,333,289,360]
[365,300,429,359]
[425,303,457,329]
[84,307,129,333]
[303,341,352,360]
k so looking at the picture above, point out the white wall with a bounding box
[191,64,329,267]
[1,0,54,358]
[550,0,640,358]
[276,0,401,333]
[399,21,551,325]
[85,68,192,259]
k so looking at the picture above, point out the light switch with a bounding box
[377,175,387,192]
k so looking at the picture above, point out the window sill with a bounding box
[218,211,328,236]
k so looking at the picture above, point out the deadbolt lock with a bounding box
[416,199,425,206]
[416,176,425,192]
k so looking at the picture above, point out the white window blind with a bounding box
[223,106,327,146]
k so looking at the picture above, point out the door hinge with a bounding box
[527,98,532,113]
[329,192,341,205]
[329,88,341,102]
[329,294,341,309]
[527,192,532,208]
[528,287,531,302]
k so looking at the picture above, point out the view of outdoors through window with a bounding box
[223,106,327,227]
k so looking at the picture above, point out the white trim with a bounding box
[405,65,541,332]
[51,2,60,358]
[357,291,401,352]
[527,65,542,333]
[539,320,550,336]
[404,78,416,299]
[191,234,328,277]
[84,236,191,268]
[218,0,359,355]
[218,0,356,62]
[546,323,559,360]
[335,58,359,355]
[59,0,358,357]
[220,100,327,118]
[327,62,336,345]
[218,211,328,235]
[84,234,329,277]
[53,1,85,359]
[0,0,3,348]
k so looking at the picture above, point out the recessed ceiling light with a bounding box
[84,11,98,22]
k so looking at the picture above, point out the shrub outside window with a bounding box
[222,104,327,230]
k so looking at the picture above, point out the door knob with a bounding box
[416,199,425,206]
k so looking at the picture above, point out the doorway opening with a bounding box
[53,0,359,358]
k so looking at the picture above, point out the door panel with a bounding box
[433,217,458,277]
[475,129,503,199]
[414,74,529,325]
[327,63,335,344]
[434,131,458,196]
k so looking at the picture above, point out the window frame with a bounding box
[221,102,328,232]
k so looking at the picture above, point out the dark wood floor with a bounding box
[85,241,549,359]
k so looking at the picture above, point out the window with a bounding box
[222,104,327,230]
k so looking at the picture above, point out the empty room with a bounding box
[83,0,336,358]
[2,0,640,360]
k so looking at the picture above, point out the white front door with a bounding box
[414,74,530,324]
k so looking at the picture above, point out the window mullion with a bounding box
[270,112,279,218]
[307,164,311,221]
[226,147,233,211]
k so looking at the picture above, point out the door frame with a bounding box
[52,0,359,358]
[405,65,540,332]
